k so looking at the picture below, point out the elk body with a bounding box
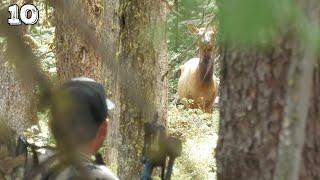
[177,27,218,113]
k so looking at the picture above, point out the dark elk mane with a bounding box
[198,48,214,84]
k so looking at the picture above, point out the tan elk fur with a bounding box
[178,27,218,113]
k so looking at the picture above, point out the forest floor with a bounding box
[167,104,219,180]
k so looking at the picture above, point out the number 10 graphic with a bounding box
[8,4,39,25]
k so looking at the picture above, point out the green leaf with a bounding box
[218,0,278,45]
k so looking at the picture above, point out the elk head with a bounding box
[188,24,216,83]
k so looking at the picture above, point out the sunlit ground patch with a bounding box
[168,105,219,180]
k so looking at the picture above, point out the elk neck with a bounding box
[198,52,214,84]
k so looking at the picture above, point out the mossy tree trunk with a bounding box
[0,0,37,132]
[104,0,168,179]
[54,0,167,179]
[0,42,36,133]
[53,0,105,83]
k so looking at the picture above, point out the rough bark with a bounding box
[103,0,120,173]
[274,43,315,180]
[299,60,320,179]
[274,2,320,180]
[54,0,105,83]
[0,44,36,132]
[216,1,320,180]
[0,0,37,133]
[216,38,291,180]
[104,0,168,179]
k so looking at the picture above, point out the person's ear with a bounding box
[98,119,108,138]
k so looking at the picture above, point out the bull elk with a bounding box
[177,25,218,113]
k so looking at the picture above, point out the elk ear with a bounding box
[187,24,198,34]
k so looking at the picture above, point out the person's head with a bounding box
[49,77,114,154]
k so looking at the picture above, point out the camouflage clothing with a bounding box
[54,155,119,180]
[33,151,119,180]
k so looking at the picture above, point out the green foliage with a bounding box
[28,1,56,75]
[217,0,320,51]
[167,0,217,52]
[218,0,277,45]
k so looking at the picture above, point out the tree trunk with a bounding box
[0,0,37,133]
[216,39,291,180]
[299,61,320,179]
[0,45,36,132]
[54,0,167,178]
[216,1,320,180]
[104,0,168,179]
[54,0,105,82]
[274,2,320,180]
[103,0,120,173]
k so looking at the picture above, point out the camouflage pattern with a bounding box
[53,160,119,180]
[34,151,119,180]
